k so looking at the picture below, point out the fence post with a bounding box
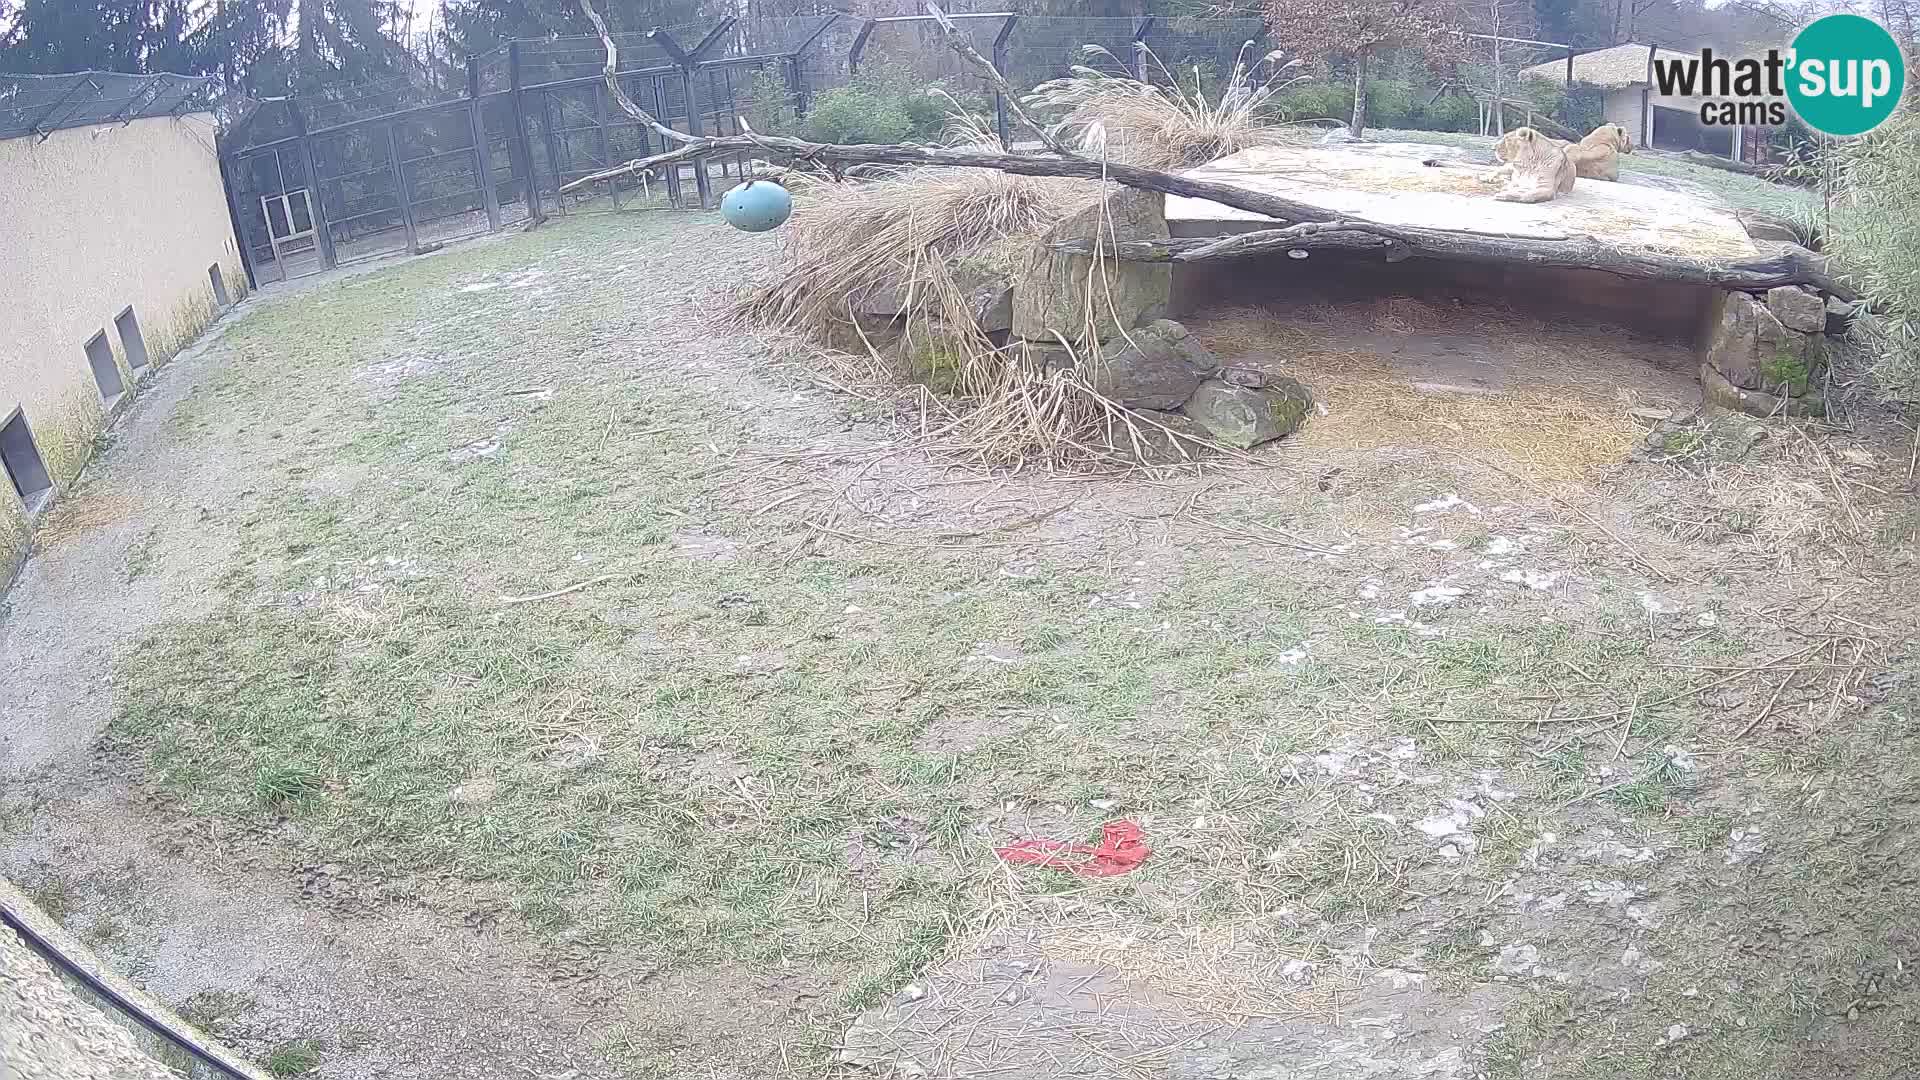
[385,123,421,253]
[284,101,337,271]
[594,78,619,210]
[992,14,1018,148]
[785,55,806,118]
[538,91,569,215]
[653,26,728,208]
[848,19,878,75]
[506,41,544,220]
[787,13,839,117]
[467,58,502,232]
[652,77,682,206]
[1131,16,1155,81]
[216,153,262,289]
[682,70,711,206]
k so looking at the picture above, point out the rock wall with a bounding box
[1698,286,1836,418]
[844,189,1313,454]
[1005,189,1310,451]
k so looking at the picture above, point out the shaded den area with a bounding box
[1168,247,1711,474]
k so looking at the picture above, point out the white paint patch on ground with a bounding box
[1412,493,1479,515]
[1500,568,1560,591]
[1411,581,1467,606]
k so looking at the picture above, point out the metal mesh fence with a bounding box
[217,13,1295,287]
[0,71,218,140]
[217,13,1583,288]
[1000,16,1135,93]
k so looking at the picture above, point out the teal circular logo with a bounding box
[1787,14,1906,136]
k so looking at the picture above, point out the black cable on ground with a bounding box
[1,902,257,1080]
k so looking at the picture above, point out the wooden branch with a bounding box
[559,0,1845,301]
[925,2,1072,157]
[1053,224,1855,298]
[577,0,690,148]
[563,133,1352,218]
[1467,90,1579,141]
[1054,223,1411,262]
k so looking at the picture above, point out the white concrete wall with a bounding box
[0,112,245,576]
[1604,87,1647,148]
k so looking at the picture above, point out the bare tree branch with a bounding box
[557,0,1844,301]
[924,2,1076,156]
[577,0,693,147]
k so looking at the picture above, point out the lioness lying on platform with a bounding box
[1487,127,1576,204]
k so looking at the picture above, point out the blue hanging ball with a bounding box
[720,179,793,233]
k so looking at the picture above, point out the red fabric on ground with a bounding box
[994,820,1150,877]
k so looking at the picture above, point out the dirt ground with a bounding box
[2,210,1916,1080]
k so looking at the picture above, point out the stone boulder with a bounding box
[1826,296,1856,338]
[971,284,1013,336]
[1635,411,1769,462]
[1012,189,1171,344]
[850,279,920,319]
[1734,210,1810,247]
[1702,362,1826,418]
[1765,286,1827,333]
[1084,319,1218,409]
[1179,375,1313,449]
[1702,291,1827,410]
[950,250,1015,337]
[1115,409,1214,465]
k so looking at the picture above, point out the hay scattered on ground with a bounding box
[1189,304,1671,482]
[33,486,143,544]
[1646,425,1888,568]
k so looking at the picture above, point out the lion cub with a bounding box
[1488,127,1577,204]
[1565,123,1633,181]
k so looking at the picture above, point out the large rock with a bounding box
[949,254,1014,336]
[1703,291,1827,397]
[1179,376,1313,449]
[1765,286,1827,333]
[1084,319,1218,409]
[1115,408,1214,465]
[1012,189,1171,344]
[1702,362,1826,418]
[1826,295,1856,337]
[851,279,919,318]
[1734,209,1810,247]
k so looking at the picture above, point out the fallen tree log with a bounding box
[1050,225,1856,300]
[565,134,1851,297]
[570,0,1851,302]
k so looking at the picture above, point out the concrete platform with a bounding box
[1166,143,1758,260]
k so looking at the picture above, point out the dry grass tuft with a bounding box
[738,166,1083,336]
[33,486,144,544]
[1024,43,1311,170]
[1017,918,1341,1021]
[737,161,1231,471]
